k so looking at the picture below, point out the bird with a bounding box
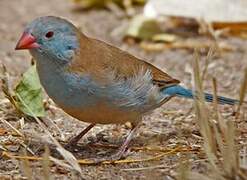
[15,16,240,161]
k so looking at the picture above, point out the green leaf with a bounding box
[72,0,146,9]
[14,65,45,117]
[125,14,162,40]
[73,0,107,9]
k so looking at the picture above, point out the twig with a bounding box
[121,165,169,171]
[0,119,24,137]
[2,146,183,165]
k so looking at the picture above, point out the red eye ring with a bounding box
[45,31,54,38]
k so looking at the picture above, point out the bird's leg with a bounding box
[109,122,141,161]
[65,123,95,150]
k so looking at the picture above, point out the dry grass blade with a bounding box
[0,118,24,137]
[239,67,247,104]
[224,121,238,177]
[201,47,214,81]
[15,93,83,176]
[0,64,19,111]
[41,117,65,141]
[0,115,36,154]
[88,143,199,153]
[42,145,52,180]
[49,156,78,170]
[2,146,187,165]
[212,78,240,178]
[187,50,247,179]
[121,165,168,171]
[21,149,33,180]
[191,50,220,175]
[212,78,226,134]
[236,67,247,114]
[212,77,228,152]
[177,160,189,180]
[105,147,180,165]
[212,77,219,117]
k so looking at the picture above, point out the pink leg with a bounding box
[65,123,95,149]
[105,123,141,161]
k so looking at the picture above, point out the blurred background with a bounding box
[0,0,247,179]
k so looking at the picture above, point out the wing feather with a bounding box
[68,35,180,89]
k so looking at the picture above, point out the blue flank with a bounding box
[162,85,238,105]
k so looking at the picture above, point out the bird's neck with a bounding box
[30,49,70,100]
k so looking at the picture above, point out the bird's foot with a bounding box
[64,142,81,152]
[91,123,140,164]
[108,148,129,161]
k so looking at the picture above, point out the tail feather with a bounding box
[162,85,240,105]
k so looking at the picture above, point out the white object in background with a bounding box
[144,0,247,22]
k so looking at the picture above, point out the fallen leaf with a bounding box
[14,65,45,117]
[72,0,108,9]
[140,39,235,52]
[125,14,162,40]
[72,0,146,10]
[0,128,7,136]
[212,22,247,35]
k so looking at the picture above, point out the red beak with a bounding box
[15,32,40,50]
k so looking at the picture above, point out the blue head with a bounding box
[15,16,80,64]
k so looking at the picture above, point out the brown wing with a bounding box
[142,61,180,88]
[69,34,180,88]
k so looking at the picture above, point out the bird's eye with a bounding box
[45,31,54,38]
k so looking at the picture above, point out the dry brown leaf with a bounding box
[0,128,7,136]
[140,40,235,52]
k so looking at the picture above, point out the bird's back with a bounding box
[69,35,180,88]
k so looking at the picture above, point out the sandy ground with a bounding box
[0,0,247,179]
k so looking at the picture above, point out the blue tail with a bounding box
[162,85,239,105]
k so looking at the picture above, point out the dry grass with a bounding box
[179,50,247,180]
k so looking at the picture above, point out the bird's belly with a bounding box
[42,83,138,124]
[59,102,141,124]
[38,73,142,124]
[37,65,162,124]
